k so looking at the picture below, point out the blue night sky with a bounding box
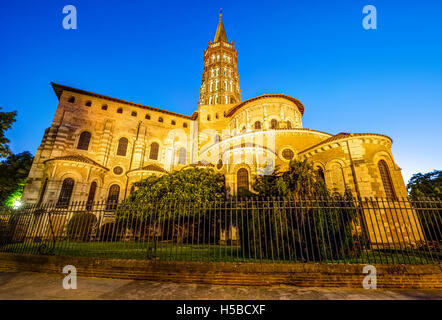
[0,0,441,183]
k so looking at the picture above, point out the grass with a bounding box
[1,240,439,264]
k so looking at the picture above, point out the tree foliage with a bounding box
[252,159,328,198]
[126,167,225,203]
[115,168,226,244]
[116,167,225,219]
[238,159,359,261]
[0,151,33,206]
[66,211,97,241]
[407,170,441,199]
[0,108,17,158]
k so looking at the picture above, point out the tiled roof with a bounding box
[51,82,196,120]
[141,164,167,173]
[225,94,305,117]
[299,132,393,154]
[184,162,215,168]
[44,155,108,170]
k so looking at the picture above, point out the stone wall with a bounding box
[0,253,440,289]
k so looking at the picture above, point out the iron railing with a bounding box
[0,197,440,264]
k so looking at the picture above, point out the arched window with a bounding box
[117,137,128,156]
[178,147,186,165]
[270,119,278,129]
[38,178,48,205]
[57,178,74,208]
[149,142,159,160]
[101,104,108,110]
[237,168,249,193]
[378,160,396,199]
[171,120,176,125]
[86,181,97,210]
[131,111,137,117]
[85,101,92,107]
[317,168,325,181]
[287,121,292,129]
[117,108,123,114]
[106,184,120,210]
[183,123,188,128]
[254,121,262,130]
[158,117,163,123]
[145,114,151,120]
[77,131,91,150]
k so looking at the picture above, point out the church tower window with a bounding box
[77,131,91,150]
[106,184,120,210]
[317,168,325,181]
[237,168,249,193]
[149,142,159,160]
[57,178,74,208]
[86,181,97,210]
[178,147,186,165]
[270,119,278,129]
[117,137,128,156]
[378,160,396,199]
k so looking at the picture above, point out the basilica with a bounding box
[22,13,409,206]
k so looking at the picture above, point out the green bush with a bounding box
[66,211,97,241]
[238,197,358,262]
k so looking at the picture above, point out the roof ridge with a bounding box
[299,132,393,154]
[51,82,196,120]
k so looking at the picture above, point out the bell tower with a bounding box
[199,11,241,106]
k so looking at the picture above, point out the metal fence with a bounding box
[0,197,440,264]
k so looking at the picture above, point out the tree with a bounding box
[115,168,226,243]
[125,167,225,204]
[253,159,328,198]
[0,152,34,206]
[407,170,441,199]
[241,159,358,261]
[407,170,442,243]
[0,108,17,158]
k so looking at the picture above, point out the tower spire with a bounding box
[199,10,241,106]
[214,9,228,43]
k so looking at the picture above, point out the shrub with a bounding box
[66,211,97,241]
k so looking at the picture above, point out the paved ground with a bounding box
[0,271,441,300]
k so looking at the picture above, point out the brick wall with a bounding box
[0,253,440,289]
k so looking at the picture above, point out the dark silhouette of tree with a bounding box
[0,108,17,158]
[407,170,441,199]
[0,151,33,206]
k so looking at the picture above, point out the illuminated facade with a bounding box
[22,13,409,206]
